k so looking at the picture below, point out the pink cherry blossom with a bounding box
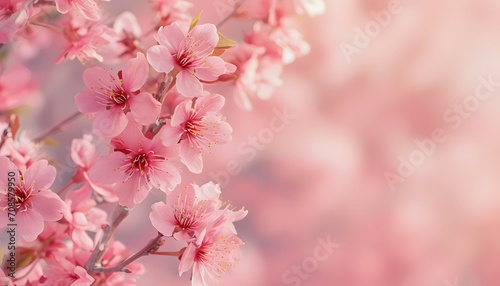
[0,131,40,172]
[147,22,236,97]
[0,0,31,43]
[246,21,310,65]
[75,52,161,138]
[89,119,181,208]
[112,11,143,59]
[0,157,66,242]
[151,0,192,25]
[70,134,118,201]
[99,241,145,285]
[57,17,117,64]
[149,182,222,242]
[54,0,108,21]
[63,184,108,250]
[179,227,244,286]
[225,43,283,110]
[160,94,232,173]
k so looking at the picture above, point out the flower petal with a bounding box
[75,89,104,113]
[176,70,203,97]
[30,190,66,221]
[23,160,56,191]
[179,140,203,174]
[157,23,185,54]
[17,210,44,242]
[147,45,175,73]
[122,53,149,93]
[93,107,128,138]
[129,92,160,125]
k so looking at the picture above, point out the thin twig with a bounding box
[93,233,164,273]
[33,111,82,143]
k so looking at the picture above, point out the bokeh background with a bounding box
[15,0,500,285]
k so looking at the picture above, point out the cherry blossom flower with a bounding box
[225,43,283,110]
[58,17,117,64]
[246,21,310,65]
[89,119,181,208]
[179,227,244,286]
[0,157,66,242]
[149,182,222,241]
[147,22,236,97]
[151,0,192,26]
[0,0,31,43]
[43,264,94,286]
[75,52,160,138]
[160,94,232,173]
[63,184,108,250]
[0,131,40,172]
[112,11,143,59]
[54,0,108,21]
[98,241,145,285]
[70,134,118,201]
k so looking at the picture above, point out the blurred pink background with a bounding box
[16,0,500,285]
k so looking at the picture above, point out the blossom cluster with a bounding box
[0,0,323,285]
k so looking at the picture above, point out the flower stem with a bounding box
[150,250,183,257]
[85,205,129,272]
[56,179,74,196]
[93,232,164,273]
[33,111,82,143]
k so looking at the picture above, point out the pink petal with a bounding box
[114,12,142,38]
[149,160,181,191]
[75,90,104,114]
[16,209,44,242]
[149,202,177,236]
[190,24,218,53]
[93,107,128,138]
[171,99,191,126]
[30,190,66,221]
[122,53,149,93]
[54,0,70,13]
[157,23,185,54]
[178,242,197,276]
[78,0,102,21]
[113,117,145,151]
[129,92,160,125]
[116,174,149,208]
[176,70,203,97]
[0,156,18,190]
[83,66,118,93]
[179,140,203,174]
[195,57,227,81]
[72,227,94,250]
[23,160,56,191]
[157,124,183,146]
[89,152,127,185]
[196,94,225,115]
[84,173,119,202]
[191,263,207,286]
[147,45,175,73]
